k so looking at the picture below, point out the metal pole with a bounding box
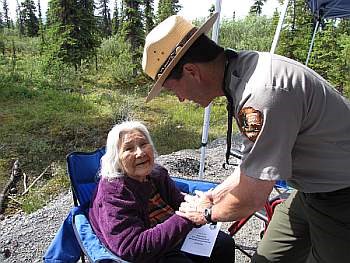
[199,0,222,179]
[270,0,289,54]
[305,20,320,66]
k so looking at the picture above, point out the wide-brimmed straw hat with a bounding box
[142,12,219,102]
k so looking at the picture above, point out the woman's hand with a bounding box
[175,191,213,225]
[175,209,207,225]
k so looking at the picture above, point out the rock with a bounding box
[2,248,11,258]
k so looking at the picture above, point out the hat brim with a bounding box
[146,12,219,103]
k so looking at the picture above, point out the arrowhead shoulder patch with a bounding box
[238,107,263,142]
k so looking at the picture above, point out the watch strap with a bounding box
[204,207,216,224]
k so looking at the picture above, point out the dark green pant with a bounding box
[251,188,350,263]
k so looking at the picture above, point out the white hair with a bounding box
[99,120,156,180]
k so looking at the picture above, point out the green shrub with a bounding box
[97,34,134,82]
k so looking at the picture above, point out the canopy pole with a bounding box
[270,0,289,54]
[199,0,222,179]
[305,20,320,66]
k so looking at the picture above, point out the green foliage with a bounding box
[120,0,144,48]
[21,162,70,213]
[144,0,155,33]
[0,5,3,30]
[143,95,231,154]
[156,0,181,23]
[277,0,313,61]
[220,15,275,51]
[249,0,267,16]
[0,5,349,216]
[276,0,349,95]
[112,0,120,34]
[20,0,39,37]
[97,0,112,37]
[2,0,10,29]
[97,34,134,82]
[46,0,100,69]
[120,0,144,76]
[309,20,344,90]
[339,33,350,96]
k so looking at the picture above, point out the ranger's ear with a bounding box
[183,63,201,82]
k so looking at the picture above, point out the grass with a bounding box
[0,44,236,214]
[5,30,348,215]
[143,94,229,153]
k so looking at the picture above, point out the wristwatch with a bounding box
[204,207,216,224]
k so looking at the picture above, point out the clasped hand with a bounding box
[176,190,213,225]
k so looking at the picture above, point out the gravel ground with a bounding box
[0,136,269,263]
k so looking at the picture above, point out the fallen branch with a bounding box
[0,160,22,214]
[23,172,28,192]
[21,164,51,196]
[8,196,23,205]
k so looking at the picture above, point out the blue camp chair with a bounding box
[44,148,127,263]
[65,148,126,263]
[44,147,290,262]
[44,148,219,263]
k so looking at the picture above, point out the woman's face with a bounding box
[119,129,154,182]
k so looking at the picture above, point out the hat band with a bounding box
[155,28,197,81]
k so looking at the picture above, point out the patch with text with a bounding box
[238,107,263,142]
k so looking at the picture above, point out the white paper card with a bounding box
[180,222,222,257]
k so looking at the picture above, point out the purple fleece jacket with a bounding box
[88,164,194,263]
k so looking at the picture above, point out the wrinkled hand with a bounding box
[176,190,213,225]
[175,209,207,225]
[188,190,213,211]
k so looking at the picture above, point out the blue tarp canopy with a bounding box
[307,0,350,19]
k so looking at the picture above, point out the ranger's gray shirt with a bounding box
[225,51,350,193]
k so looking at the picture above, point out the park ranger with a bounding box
[142,13,350,263]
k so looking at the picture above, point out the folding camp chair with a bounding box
[45,147,290,262]
[64,148,222,263]
[66,148,128,263]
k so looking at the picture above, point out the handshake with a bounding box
[176,189,216,225]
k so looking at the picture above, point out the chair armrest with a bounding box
[172,177,218,194]
[72,208,130,263]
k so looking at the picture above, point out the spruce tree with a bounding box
[16,0,25,36]
[338,19,350,96]
[157,0,181,23]
[20,0,39,37]
[0,9,3,30]
[249,0,267,16]
[75,0,100,66]
[2,0,10,29]
[0,10,4,56]
[97,0,112,37]
[112,0,120,34]
[121,0,144,47]
[277,0,313,61]
[311,19,350,94]
[46,0,99,69]
[143,0,154,33]
[120,0,144,76]
[37,0,43,28]
[37,0,45,44]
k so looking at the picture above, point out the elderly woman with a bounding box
[89,120,235,263]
